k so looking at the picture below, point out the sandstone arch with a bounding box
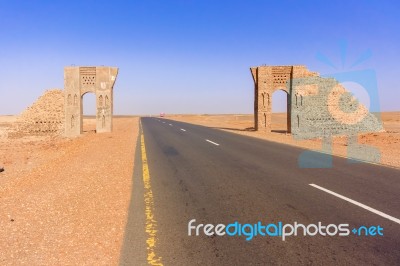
[250,65,382,138]
[64,66,118,137]
[250,65,318,133]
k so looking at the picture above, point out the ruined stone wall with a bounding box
[9,66,118,138]
[14,89,64,135]
[291,76,383,139]
[251,65,382,137]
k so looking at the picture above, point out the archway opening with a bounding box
[272,89,289,133]
[82,92,96,133]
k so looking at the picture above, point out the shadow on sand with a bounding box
[82,128,96,133]
[211,127,255,132]
[271,129,288,134]
[212,127,289,134]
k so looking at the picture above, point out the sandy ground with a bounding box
[166,112,400,168]
[0,112,398,264]
[0,117,139,265]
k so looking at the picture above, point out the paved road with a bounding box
[120,117,400,265]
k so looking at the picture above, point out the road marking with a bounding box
[310,183,400,225]
[206,139,220,146]
[162,121,165,123]
[180,128,186,132]
[140,129,164,265]
[169,124,173,126]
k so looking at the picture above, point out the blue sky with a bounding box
[0,0,399,115]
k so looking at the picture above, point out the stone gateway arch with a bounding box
[250,65,383,139]
[64,66,119,137]
[250,65,318,133]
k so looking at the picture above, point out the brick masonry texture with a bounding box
[13,89,64,136]
[250,65,383,137]
[11,66,119,138]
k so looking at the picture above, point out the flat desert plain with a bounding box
[167,112,400,168]
[0,116,139,265]
[0,112,399,264]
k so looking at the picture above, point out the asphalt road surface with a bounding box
[120,117,400,265]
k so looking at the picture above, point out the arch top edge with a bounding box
[272,87,290,94]
[81,88,96,96]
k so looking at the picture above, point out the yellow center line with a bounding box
[141,124,163,265]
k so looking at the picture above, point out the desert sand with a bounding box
[167,112,400,168]
[0,112,399,264]
[0,117,139,265]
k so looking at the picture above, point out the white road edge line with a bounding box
[206,139,220,146]
[310,183,400,225]
[180,128,186,132]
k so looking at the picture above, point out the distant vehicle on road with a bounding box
[160,113,165,117]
